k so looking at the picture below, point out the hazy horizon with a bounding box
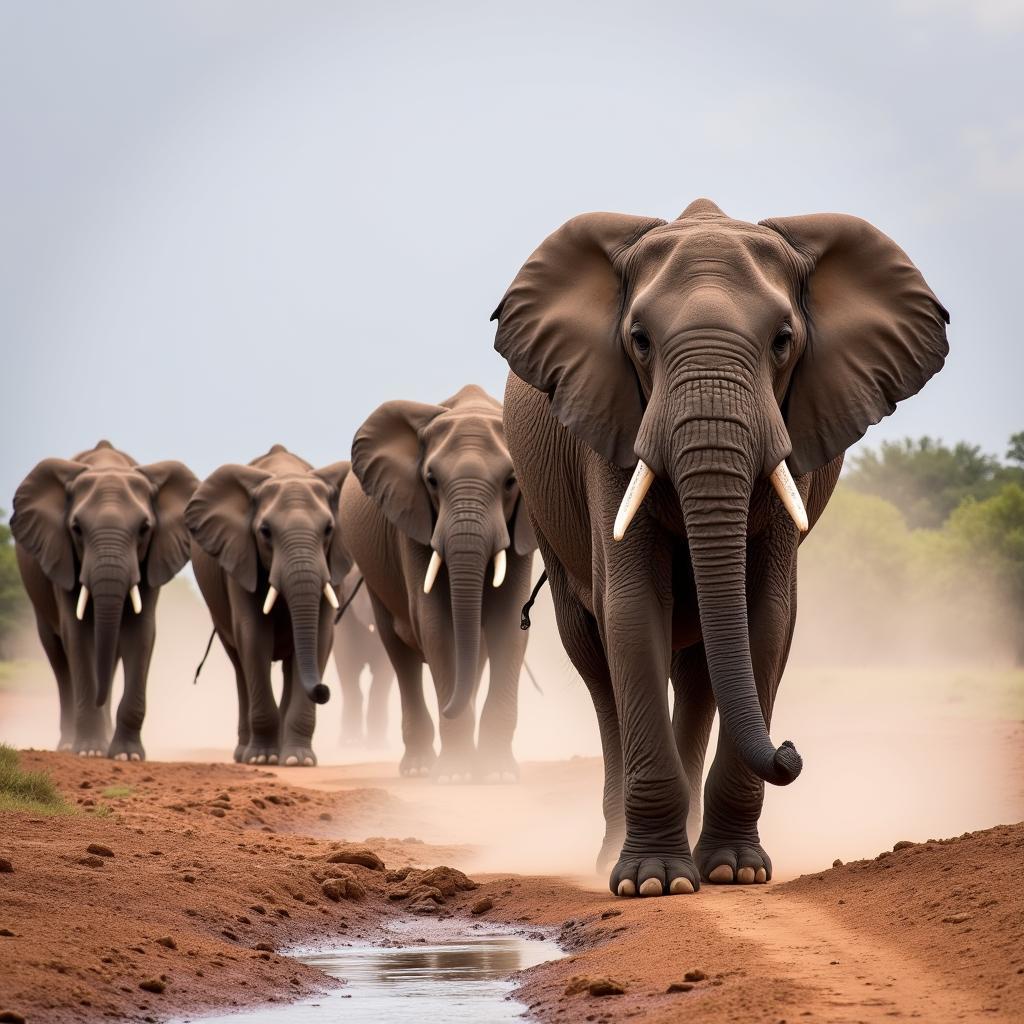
[3,0,1021,505]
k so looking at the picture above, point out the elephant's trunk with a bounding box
[439,496,493,720]
[669,383,802,786]
[87,529,134,708]
[279,544,331,705]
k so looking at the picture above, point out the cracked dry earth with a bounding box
[0,753,1022,1023]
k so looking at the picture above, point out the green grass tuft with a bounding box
[0,743,71,815]
[101,784,133,799]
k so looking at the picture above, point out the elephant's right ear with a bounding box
[492,212,666,468]
[351,401,447,546]
[185,465,272,592]
[11,458,88,590]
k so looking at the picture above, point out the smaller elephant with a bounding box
[333,569,394,748]
[340,385,538,782]
[12,440,197,759]
[187,445,350,766]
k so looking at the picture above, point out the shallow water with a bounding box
[189,931,562,1022]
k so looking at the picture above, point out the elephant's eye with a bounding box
[258,523,272,541]
[70,519,82,536]
[426,470,438,489]
[629,323,651,358]
[323,521,333,538]
[139,520,151,536]
[772,324,793,363]
[504,475,517,492]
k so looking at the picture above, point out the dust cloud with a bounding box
[1,557,1020,884]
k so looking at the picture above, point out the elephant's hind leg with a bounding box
[544,556,625,874]
[671,645,716,847]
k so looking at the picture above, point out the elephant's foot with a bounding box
[281,744,317,767]
[72,726,108,758]
[694,832,771,884]
[57,737,74,753]
[475,746,519,784]
[242,740,280,766]
[433,748,474,785]
[232,742,248,764]
[107,732,145,762]
[610,840,700,898]
[399,748,436,778]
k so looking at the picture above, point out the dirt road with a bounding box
[0,752,1021,1023]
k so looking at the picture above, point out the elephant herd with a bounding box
[12,200,948,894]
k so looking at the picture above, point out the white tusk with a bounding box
[492,549,507,588]
[613,460,656,541]
[76,586,89,621]
[323,583,339,609]
[129,585,142,614]
[423,550,443,594]
[770,461,809,533]
[263,586,278,614]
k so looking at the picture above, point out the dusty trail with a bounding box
[706,886,988,1023]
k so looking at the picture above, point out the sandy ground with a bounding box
[1,751,1023,1024]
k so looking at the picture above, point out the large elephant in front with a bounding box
[12,440,197,759]
[493,200,948,896]
[333,568,394,748]
[340,385,537,782]
[187,445,350,766]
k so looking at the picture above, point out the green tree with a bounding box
[0,510,29,658]
[846,437,1003,529]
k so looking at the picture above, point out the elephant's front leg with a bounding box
[601,541,698,897]
[108,595,157,761]
[61,624,111,757]
[236,621,279,765]
[695,534,797,885]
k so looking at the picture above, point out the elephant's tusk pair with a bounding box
[613,460,656,541]
[76,586,89,621]
[612,458,809,540]
[263,586,278,614]
[492,549,507,588]
[129,585,142,615]
[323,583,339,609]
[769,461,809,533]
[423,549,443,594]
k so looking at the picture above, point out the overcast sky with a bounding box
[2,0,1021,508]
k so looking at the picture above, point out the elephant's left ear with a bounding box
[759,213,949,477]
[313,461,353,584]
[137,461,200,587]
[511,495,538,556]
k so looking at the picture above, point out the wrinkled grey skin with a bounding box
[494,200,948,896]
[12,441,197,759]
[333,569,394,748]
[187,445,350,767]
[340,385,537,782]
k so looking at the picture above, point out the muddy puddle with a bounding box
[185,927,563,1022]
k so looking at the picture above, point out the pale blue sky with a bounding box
[2,0,1021,506]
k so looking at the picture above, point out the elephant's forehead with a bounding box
[257,475,330,509]
[629,220,793,291]
[421,412,509,462]
[70,468,151,505]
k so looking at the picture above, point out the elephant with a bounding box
[492,199,948,896]
[186,445,350,766]
[339,384,538,782]
[333,569,395,748]
[11,440,197,759]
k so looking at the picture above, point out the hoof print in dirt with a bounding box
[325,845,385,871]
[565,975,626,997]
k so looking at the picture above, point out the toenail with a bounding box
[670,877,695,894]
[639,878,663,897]
[737,867,756,884]
[617,879,637,897]
[755,867,767,883]
[708,864,734,883]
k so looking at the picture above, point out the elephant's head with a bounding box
[352,385,536,719]
[185,450,350,705]
[493,200,948,784]
[12,449,197,706]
